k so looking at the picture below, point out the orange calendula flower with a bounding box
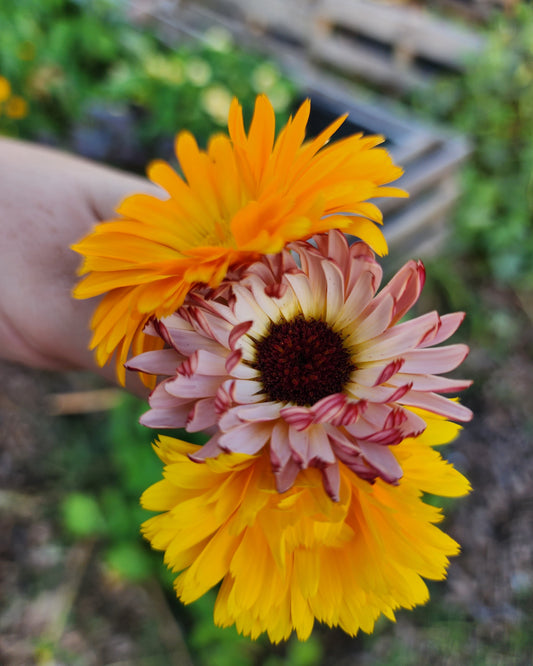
[141,411,470,642]
[72,95,407,384]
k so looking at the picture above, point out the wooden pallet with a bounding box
[128,0,472,263]
[132,0,486,91]
[131,0,316,48]
[140,0,487,91]
[414,0,519,24]
[310,0,486,91]
[198,0,316,45]
[296,75,470,266]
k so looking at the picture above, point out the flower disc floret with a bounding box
[127,231,472,500]
[253,315,355,405]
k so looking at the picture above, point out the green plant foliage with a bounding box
[263,634,323,666]
[104,541,154,582]
[187,591,261,666]
[55,393,270,661]
[61,491,106,538]
[412,5,533,291]
[108,393,164,497]
[57,394,162,576]
[0,0,297,167]
[0,0,137,136]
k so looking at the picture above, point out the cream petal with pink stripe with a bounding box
[127,230,472,500]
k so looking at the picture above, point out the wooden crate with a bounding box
[294,75,471,267]
[310,0,486,92]
[197,0,317,46]
[128,1,472,264]
[413,0,519,24]
[130,0,316,48]
[132,0,486,92]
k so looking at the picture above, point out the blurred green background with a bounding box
[1,1,532,665]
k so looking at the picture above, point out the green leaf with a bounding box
[61,492,106,538]
[105,541,153,582]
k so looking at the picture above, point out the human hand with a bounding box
[0,137,157,394]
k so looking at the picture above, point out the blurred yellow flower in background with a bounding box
[0,76,28,122]
[144,54,184,85]
[5,96,28,119]
[0,76,11,103]
[185,57,212,86]
[201,84,233,124]
[203,26,233,53]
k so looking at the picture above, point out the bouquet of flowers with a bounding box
[73,95,472,642]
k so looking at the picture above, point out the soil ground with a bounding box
[1,293,532,665]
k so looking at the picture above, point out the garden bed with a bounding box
[1,283,532,664]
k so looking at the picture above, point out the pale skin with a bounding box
[0,137,159,395]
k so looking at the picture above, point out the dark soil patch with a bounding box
[1,306,532,665]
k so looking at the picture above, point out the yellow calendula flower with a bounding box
[0,76,11,103]
[5,95,28,119]
[141,411,470,642]
[72,95,407,384]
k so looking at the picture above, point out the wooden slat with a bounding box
[290,71,442,157]
[421,0,519,23]
[184,0,316,44]
[376,134,470,215]
[48,388,125,415]
[368,178,460,270]
[313,0,485,68]
[220,0,315,32]
[309,29,429,90]
[385,178,459,248]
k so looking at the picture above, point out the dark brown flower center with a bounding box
[252,316,354,406]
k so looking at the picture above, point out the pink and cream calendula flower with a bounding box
[127,231,472,500]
